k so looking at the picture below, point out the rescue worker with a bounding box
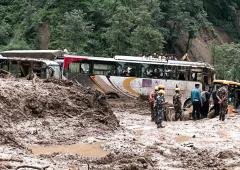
[149,86,158,121]
[155,89,167,128]
[191,83,201,120]
[173,87,182,121]
[158,84,166,121]
[158,84,165,91]
[212,88,221,117]
[217,81,229,121]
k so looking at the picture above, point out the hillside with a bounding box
[0,0,240,78]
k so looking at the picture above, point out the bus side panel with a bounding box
[101,75,201,104]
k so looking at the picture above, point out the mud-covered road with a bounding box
[0,79,240,169]
[1,107,240,169]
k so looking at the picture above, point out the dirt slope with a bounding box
[175,27,233,63]
[0,78,118,129]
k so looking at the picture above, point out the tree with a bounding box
[212,43,240,81]
[0,20,12,46]
[61,9,93,53]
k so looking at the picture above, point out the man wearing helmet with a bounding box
[155,89,167,128]
[149,86,159,121]
[173,87,182,121]
[217,81,229,121]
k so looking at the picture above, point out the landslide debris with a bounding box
[0,78,119,130]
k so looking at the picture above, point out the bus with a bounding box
[0,50,64,79]
[63,55,215,105]
[0,56,61,79]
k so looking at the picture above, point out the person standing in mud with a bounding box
[212,88,221,117]
[149,86,159,121]
[173,88,182,121]
[155,90,167,128]
[218,82,229,121]
[158,84,166,121]
[191,84,201,120]
[200,87,211,118]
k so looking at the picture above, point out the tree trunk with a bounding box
[38,22,50,50]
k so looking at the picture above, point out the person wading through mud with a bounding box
[218,82,229,121]
[173,87,182,121]
[149,86,159,121]
[155,89,167,128]
[191,83,201,120]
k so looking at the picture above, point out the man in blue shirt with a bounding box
[191,84,201,120]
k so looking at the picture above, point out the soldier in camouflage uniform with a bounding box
[155,90,167,128]
[217,82,229,121]
[173,88,183,121]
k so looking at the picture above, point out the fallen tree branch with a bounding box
[16,165,49,170]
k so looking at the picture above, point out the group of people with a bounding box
[149,85,182,128]
[149,82,229,128]
[191,82,228,121]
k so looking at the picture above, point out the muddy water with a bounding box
[175,135,192,143]
[30,143,108,157]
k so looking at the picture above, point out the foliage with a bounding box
[212,43,240,81]
[0,0,239,57]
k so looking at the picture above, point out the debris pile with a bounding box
[0,79,119,130]
[92,153,155,170]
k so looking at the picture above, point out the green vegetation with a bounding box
[212,43,240,82]
[2,0,238,55]
[0,0,240,81]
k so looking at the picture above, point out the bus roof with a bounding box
[0,50,64,60]
[64,55,214,70]
[0,57,59,66]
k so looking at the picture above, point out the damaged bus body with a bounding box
[0,50,62,79]
[63,55,215,105]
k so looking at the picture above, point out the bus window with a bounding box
[177,66,188,81]
[48,65,61,79]
[121,63,139,77]
[80,63,90,74]
[9,60,20,77]
[190,68,203,82]
[0,59,9,71]
[32,62,42,78]
[165,65,177,79]
[93,62,115,76]
[142,64,164,79]
[69,62,80,73]
[19,61,31,77]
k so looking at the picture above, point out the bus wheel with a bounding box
[183,98,192,108]
[106,92,119,99]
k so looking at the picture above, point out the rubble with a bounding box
[0,78,239,169]
[0,78,119,129]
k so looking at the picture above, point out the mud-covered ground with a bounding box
[0,79,240,170]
